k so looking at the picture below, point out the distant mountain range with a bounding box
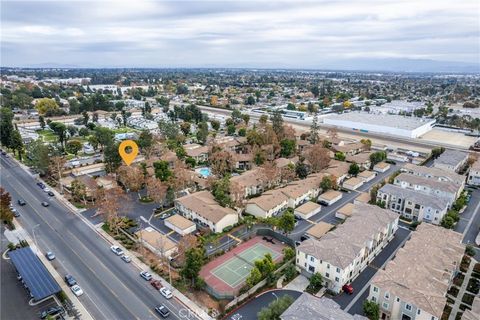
[14,58,480,74]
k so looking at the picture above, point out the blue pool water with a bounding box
[198,167,211,177]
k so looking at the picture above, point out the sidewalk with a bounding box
[9,220,94,320]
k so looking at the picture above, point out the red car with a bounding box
[150,280,162,290]
[342,284,354,294]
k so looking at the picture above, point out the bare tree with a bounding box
[209,148,235,177]
[96,186,130,234]
[146,177,168,207]
[49,156,66,193]
[117,165,144,193]
[305,144,331,173]
[175,234,199,266]
[261,161,280,188]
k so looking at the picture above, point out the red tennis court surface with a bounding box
[200,236,286,298]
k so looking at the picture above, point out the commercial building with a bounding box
[296,203,398,293]
[175,191,238,233]
[368,224,464,320]
[281,294,367,320]
[323,112,435,138]
[433,149,469,173]
[377,184,449,224]
[467,160,480,186]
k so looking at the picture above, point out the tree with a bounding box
[96,186,130,234]
[360,138,372,151]
[363,300,380,320]
[231,109,243,124]
[282,247,295,261]
[0,108,14,148]
[71,180,88,205]
[246,266,263,288]
[209,147,235,177]
[35,98,59,115]
[271,111,284,138]
[335,152,346,161]
[146,177,168,206]
[242,114,250,125]
[227,124,236,135]
[153,161,173,181]
[211,176,232,207]
[82,111,89,125]
[0,187,14,226]
[94,127,114,150]
[65,140,83,155]
[431,147,445,159]
[48,156,66,192]
[280,139,296,158]
[320,175,337,191]
[25,140,50,175]
[176,234,199,266]
[295,162,309,179]
[259,114,268,125]
[67,125,78,137]
[137,130,153,152]
[369,151,387,167]
[185,157,196,168]
[348,163,360,176]
[158,120,180,140]
[39,115,46,130]
[10,130,24,160]
[246,96,256,105]
[117,165,144,192]
[49,122,67,147]
[309,111,320,144]
[104,142,122,173]
[257,295,294,320]
[210,120,220,131]
[306,272,323,294]
[196,121,209,144]
[180,247,205,287]
[180,122,190,135]
[278,210,295,234]
[305,145,330,172]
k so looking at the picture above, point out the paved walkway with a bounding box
[284,274,310,292]
[448,257,477,320]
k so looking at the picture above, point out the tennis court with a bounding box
[210,243,281,288]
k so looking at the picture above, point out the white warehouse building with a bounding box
[323,112,435,138]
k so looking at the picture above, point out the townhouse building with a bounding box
[245,190,289,218]
[433,149,469,173]
[467,160,480,186]
[368,224,464,320]
[377,184,449,224]
[393,173,459,205]
[402,163,465,190]
[296,204,398,293]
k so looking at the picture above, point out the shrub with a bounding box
[465,245,476,257]
[462,292,475,306]
[363,300,380,320]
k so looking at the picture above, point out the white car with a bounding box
[43,187,51,193]
[160,287,173,299]
[121,255,131,263]
[140,271,152,281]
[71,285,84,297]
[110,245,123,256]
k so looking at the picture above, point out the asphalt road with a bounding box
[456,188,480,245]
[1,155,199,320]
[224,289,302,320]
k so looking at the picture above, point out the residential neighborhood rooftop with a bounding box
[175,191,237,223]
[378,183,449,211]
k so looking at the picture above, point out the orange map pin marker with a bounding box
[119,140,139,166]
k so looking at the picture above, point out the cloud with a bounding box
[1,0,479,68]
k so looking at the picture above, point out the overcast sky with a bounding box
[1,0,479,69]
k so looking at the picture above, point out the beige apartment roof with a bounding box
[343,177,363,187]
[322,160,350,178]
[275,156,299,168]
[346,152,372,164]
[298,203,398,269]
[306,222,333,239]
[319,190,342,201]
[165,214,195,230]
[137,227,177,253]
[230,168,265,188]
[355,192,371,204]
[371,224,464,318]
[395,173,459,194]
[246,190,288,211]
[184,144,209,157]
[295,201,321,215]
[176,191,237,224]
[471,160,480,171]
[337,203,355,217]
[332,142,364,154]
[281,182,314,199]
[374,162,390,169]
[403,163,465,186]
[358,171,376,179]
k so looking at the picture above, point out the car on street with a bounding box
[154,305,170,318]
[37,182,45,189]
[1,151,6,155]
[300,234,310,242]
[71,284,84,297]
[45,252,55,261]
[160,287,173,299]
[150,279,162,290]
[64,274,77,287]
[43,187,51,193]
[342,284,354,294]
[110,245,123,256]
[47,191,55,197]
[140,271,152,281]
[41,201,49,207]
[17,199,26,206]
[40,306,64,319]
[11,208,20,217]
[121,255,131,263]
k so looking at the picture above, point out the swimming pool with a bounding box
[196,167,212,178]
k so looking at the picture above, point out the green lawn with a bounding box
[36,129,58,142]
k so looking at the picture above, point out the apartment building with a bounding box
[433,149,469,173]
[402,163,465,189]
[377,184,448,224]
[175,191,238,233]
[467,160,480,186]
[245,190,289,218]
[393,173,459,205]
[368,224,464,320]
[296,204,398,293]
[230,168,268,198]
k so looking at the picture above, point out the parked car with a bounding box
[140,271,152,281]
[64,274,77,287]
[121,255,131,263]
[154,305,170,318]
[342,284,354,294]
[37,182,45,189]
[45,252,55,261]
[160,287,173,299]
[12,208,20,217]
[43,188,51,193]
[47,191,55,197]
[300,234,310,242]
[110,245,123,256]
[70,284,84,297]
[40,306,64,319]
[41,202,49,207]
[17,199,26,206]
[150,279,162,290]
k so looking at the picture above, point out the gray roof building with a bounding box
[281,294,367,320]
[433,149,469,172]
[378,184,449,211]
